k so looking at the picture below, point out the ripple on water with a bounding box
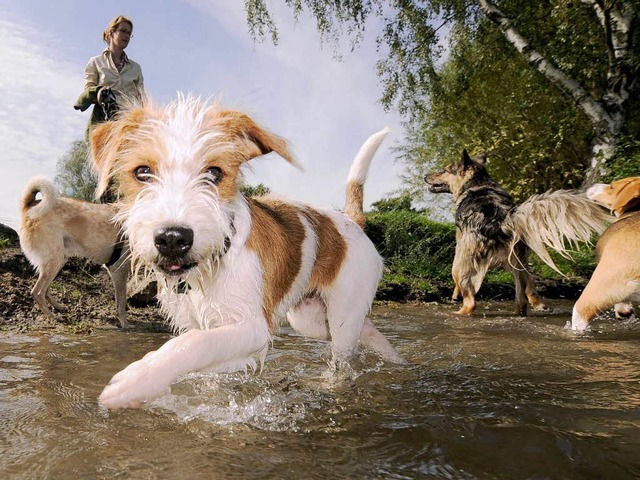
[1,301,640,479]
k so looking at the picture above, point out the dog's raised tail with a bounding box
[508,190,613,274]
[20,175,57,221]
[344,127,391,228]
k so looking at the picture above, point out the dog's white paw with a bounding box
[570,307,589,332]
[99,353,173,409]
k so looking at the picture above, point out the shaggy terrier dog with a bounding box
[425,150,612,317]
[91,96,405,409]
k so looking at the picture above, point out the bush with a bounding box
[365,210,456,300]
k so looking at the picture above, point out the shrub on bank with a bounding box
[365,210,456,301]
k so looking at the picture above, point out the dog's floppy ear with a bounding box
[611,177,640,216]
[217,110,300,169]
[90,109,146,200]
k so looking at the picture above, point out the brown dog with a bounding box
[18,176,129,328]
[570,177,640,330]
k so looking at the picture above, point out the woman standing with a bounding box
[74,15,145,127]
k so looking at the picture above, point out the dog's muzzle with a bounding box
[424,174,451,194]
[154,226,197,275]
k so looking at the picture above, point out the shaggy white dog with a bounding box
[91,96,405,409]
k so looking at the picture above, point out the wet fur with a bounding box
[425,150,612,316]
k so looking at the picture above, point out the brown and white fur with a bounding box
[91,96,405,409]
[570,177,640,331]
[425,151,612,316]
[18,176,129,328]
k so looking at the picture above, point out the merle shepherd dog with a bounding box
[425,150,612,316]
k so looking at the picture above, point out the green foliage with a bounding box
[244,0,640,203]
[54,140,97,201]
[242,183,272,197]
[402,20,594,202]
[370,193,414,212]
[365,210,456,298]
[604,135,640,182]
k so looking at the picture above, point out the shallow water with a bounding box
[1,300,640,479]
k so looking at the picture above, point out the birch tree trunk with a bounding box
[477,0,637,185]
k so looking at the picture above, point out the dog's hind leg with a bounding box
[359,317,406,363]
[511,268,529,316]
[45,292,68,313]
[525,279,546,311]
[31,259,66,319]
[512,245,546,312]
[288,297,405,363]
[571,264,639,331]
[107,259,129,329]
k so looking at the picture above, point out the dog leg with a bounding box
[457,289,477,315]
[359,317,406,363]
[288,298,405,363]
[452,265,479,316]
[31,260,66,320]
[107,260,129,329]
[99,322,271,409]
[451,271,461,301]
[525,279,547,312]
[614,302,635,320]
[511,268,529,316]
[45,292,68,313]
[571,265,638,331]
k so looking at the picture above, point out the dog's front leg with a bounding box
[99,323,270,410]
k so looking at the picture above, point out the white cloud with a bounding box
[0,13,86,228]
[183,0,405,210]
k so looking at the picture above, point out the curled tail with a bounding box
[507,190,613,273]
[344,127,391,228]
[20,175,58,221]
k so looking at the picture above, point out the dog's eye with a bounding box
[205,166,223,185]
[134,166,153,182]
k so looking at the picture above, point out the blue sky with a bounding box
[0,0,406,229]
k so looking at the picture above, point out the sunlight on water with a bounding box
[1,300,640,479]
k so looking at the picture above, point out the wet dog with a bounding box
[425,150,612,316]
[18,176,129,328]
[90,96,405,409]
[570,177,640,330]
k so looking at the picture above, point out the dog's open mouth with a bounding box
[424,173,451,194]
[426,182,451,193]
[157,258,197,276]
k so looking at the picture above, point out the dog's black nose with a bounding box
[154,227,194,257]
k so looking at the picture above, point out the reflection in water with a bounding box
[1,300,640,479]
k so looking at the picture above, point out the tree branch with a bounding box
[476,0,614,133]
